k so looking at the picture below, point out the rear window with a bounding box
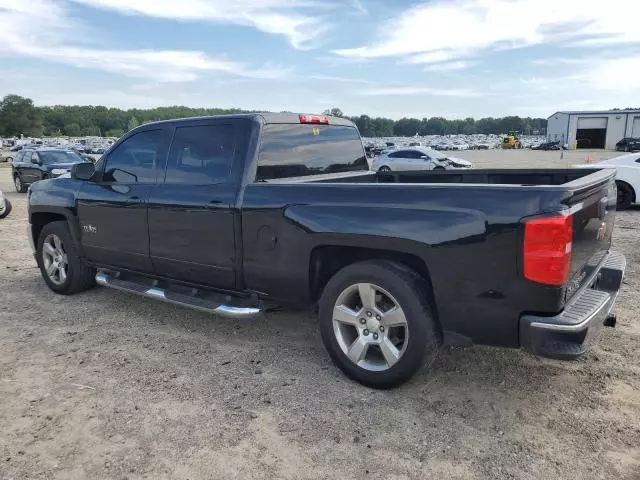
[256,124,367,181]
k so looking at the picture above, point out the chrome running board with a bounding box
[95,271,262,319]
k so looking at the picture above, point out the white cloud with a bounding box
[359,85,480,97]
[524,54,640,93]
[307,75,375,84]
[350,0,368,15]
[0,0,289,82]
[334,0,640,62]
[423,61,476,72]
[68,0,332,49]
[590,56,640,92]
[404,51,463,65]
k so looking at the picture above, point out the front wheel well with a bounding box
[310,245,437,315]
[616,180,636,203]
[31,212,68,246]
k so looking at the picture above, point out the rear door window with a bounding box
[165,124,235,185]
[257,124,367,181]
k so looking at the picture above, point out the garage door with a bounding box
[577,117,608,129]
[576,117,607,149]
[632,117,640,137]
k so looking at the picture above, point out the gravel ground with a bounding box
[1,151,639,480]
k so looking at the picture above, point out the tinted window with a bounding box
[257,124,367,181]
[39,151,85,165]
[13,151,24,163]
[389,150,417,159]
[165,124,235,185]
[103,130,167,184]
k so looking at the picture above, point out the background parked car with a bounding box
[531,141,561,151]
[371,147,472,172]
[615,137,640,152]
[574,153,640,209]
[11,147,92,192]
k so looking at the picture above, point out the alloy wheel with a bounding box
[42,234,69,286]
[332,282,409,371]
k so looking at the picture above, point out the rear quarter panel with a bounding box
[241,182,572,347]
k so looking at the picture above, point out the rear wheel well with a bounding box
[31,212,68,245]
[310,245,437,315]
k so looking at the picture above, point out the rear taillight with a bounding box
[523,215,573,286]
[299,114,329,124]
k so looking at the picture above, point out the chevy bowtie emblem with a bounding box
[597,221,607,240]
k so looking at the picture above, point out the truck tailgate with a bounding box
[564,171,617,301]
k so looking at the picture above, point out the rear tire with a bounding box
[616,181,634,210]
[378,166,391,173]
[14,175,26,193]
[318,260,441,389]
[36,221,96,295]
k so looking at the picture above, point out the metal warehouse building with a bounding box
[547,109,640,150]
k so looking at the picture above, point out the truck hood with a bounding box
[574,154,638,168]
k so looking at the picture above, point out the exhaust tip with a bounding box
[604,314,617,328]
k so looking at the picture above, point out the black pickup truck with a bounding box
[27,113,626,388]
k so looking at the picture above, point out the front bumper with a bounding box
[520,251,626,359]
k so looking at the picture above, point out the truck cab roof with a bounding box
[137,113,356,129]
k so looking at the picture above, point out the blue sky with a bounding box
[2,0,640,119]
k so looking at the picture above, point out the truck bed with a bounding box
[376,168,606,186]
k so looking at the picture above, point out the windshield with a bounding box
[39,151,85,165]
[424,149,447,159]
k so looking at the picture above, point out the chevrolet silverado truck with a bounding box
[27,113,626,388]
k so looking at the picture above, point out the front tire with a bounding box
[14,175,27,193]
[378,166,391,173]
[0,198,11,219]
[318,260,441,389]
[36,221,96,295]
[616,181,634,210]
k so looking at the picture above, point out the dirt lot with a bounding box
[1,151,639,480]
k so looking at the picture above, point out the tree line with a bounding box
[0,94,547,139]
[322,108,547,137]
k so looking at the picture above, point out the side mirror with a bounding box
[32,158,41,165]
[71,162,95,181]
